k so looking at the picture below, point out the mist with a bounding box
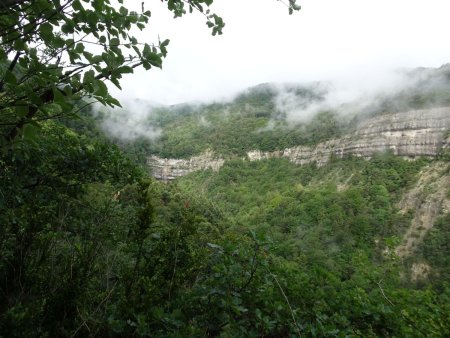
[271,64,450,124]
[99,0,450,140]
[97,62,450,145]
[98,99,162,141]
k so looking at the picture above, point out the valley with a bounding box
[2,1,450,335]
[101,70,450,336]
[3,65,450,337]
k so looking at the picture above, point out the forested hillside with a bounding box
[102,64,450,165]
[2,115,449,336]
[100,65,450,336]
[1,0,449,336]
[2,74,450,337]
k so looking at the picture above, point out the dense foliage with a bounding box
[1,0,449,336]
[2,116,449,336]
[2,77,450,337]
[105,84,347,159]
[176,155,450,336]
[2,79,449,337]
[177,155,424,261]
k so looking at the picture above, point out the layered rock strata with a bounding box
[148,150,224,181]
[148,107,450,180]
[248,107,450,165]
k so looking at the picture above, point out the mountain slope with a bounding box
[148,106,450,180]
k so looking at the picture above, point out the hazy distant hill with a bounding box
[97,64,450,164]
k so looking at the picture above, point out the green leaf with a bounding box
[110,38,120,46]
[4,70,17,85]
[22,123,40,141]
[93,79,108,97]
[83,70,95,84]
[142,61,151,70]
[61,22,74,34]
[92,55,103,64]
[82,51,93,62]
[53,37,66,48]
[15,104,29,117]
[142,43,151,56]
[117,66,133,74]
[75,43,85,53]
[160,39,170,48]
[72,0,83,11]
[119,6,128,16]
[13,39,27,51]
[52,87,66,104]
[105,95,122,107]
[110,77,122,90]
[40,22,53,36]
[147,53,162,68]
[132,45,141,57]
[29,91,43,106]
[159,39,170,57]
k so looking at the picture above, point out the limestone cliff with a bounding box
[148,150,224,181]
[248,107,450,165]
[148,107,450,180]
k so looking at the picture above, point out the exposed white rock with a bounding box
[148,107,450,180]
[247,107,450,166]
[410,262,432,282]
[395,161,450,258]
[148,150,224,181]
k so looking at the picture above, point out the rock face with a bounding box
[148,107,450,180]
[395,161,450,258]
[248,107,450,165]
[148,150,224,181]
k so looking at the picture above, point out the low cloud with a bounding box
[272,82,329,123]
[198,115,211,128]
[272,66,447,124]
[100,64,450,141]
[98,99,162,140]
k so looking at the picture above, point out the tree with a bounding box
[0,0,300,144]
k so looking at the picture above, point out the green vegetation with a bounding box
[99,65,450,161]
[2,80,449,337]
[374,64,450,113]
[2,118,449,336]
[412,212,450,289]
[122,84,345,159]
[1,0,449,336]
[174,155,450,336]
[177,154,427,257]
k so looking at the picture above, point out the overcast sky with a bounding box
[110,0,450,105]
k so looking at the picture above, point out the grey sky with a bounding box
[110,0,450,105]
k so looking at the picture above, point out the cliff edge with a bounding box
[148,107,450,180]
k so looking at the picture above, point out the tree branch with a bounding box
[377,279,395,306]
[0,51,21,92]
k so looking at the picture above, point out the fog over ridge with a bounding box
[97,99,162,141]
[98,64,450,142]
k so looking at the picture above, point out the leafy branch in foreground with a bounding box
[0,0,300,145]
